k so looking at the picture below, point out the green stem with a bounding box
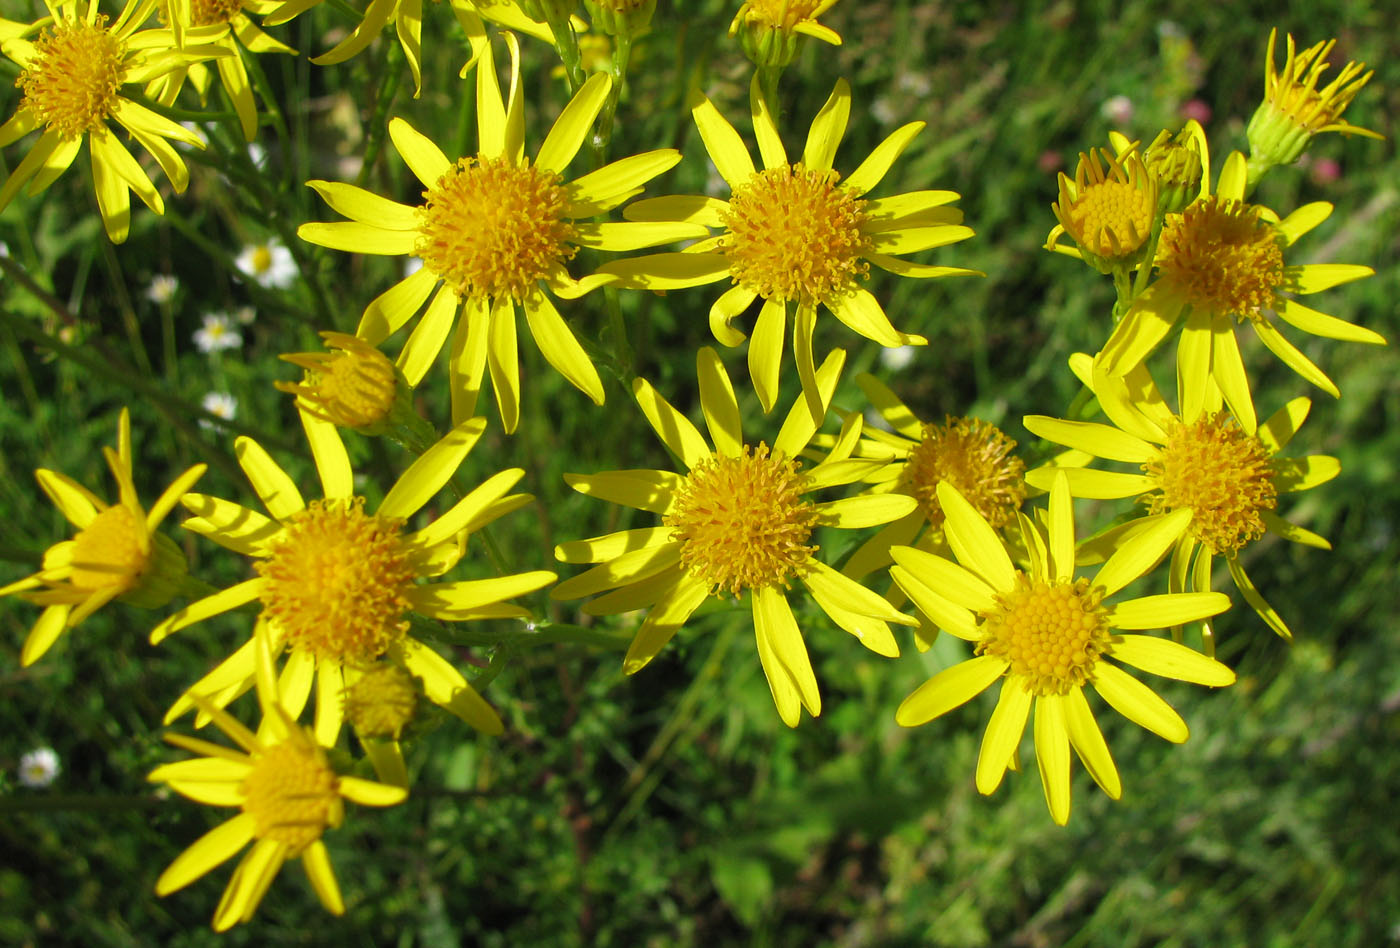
[593,31,633,156]
[543,4,586,94]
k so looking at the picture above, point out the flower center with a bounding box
[1145,414,1278,554]
[1157,197,1285,320]
[18,17,126,139]
[744,0,823,28]
[721,163,870,305]
[189,0,243,26]
[256,498,416,664]
[416,156,577,300]
[241,739,341,854]
[1065,179,1152,259]
[69,505,148,591]
[344,663,419,740]
[665,444,818,596]
[976,575,1110,697]
[897,417,1027,531]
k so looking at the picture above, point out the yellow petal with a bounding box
[1033,694,1072,825]
[1092,662,1187,742]
[975,680,1032,794]
[895,654,1004,726]
[633,376,711,468]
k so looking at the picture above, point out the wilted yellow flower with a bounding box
[1248,29,1381,174]
[0,409,204,666]
[152,408,550,746]
[602,76,977,416]
[149,0,294,141]
[277,331,405,431]
[1097,152,1385,430]
[1024,354,1338,642]
[891,473,1234,825]
[298,35,700,432]
[554,348,918,727]
[0,0,216,241]
[151,636,406,930]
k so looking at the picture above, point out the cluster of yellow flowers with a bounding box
[0,0,1385,929]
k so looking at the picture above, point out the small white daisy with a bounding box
[234,239,297,289]
[200,392,238,430]
[879,345,918,371]
[18,747,60,788]
[233,305,257,325]
[145,275,179,305]
[193,312,243,354]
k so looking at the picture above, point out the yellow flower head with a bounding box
[1247,28,1382,171]
[150,634,407,930]
[553,347,920,727]
[1024,354,1339,643]
[151,408,553,749]
[891,472,1235,825]
[0,0,213,241]
[1096,152,1385,424]
[298,34,700,433]
[277,331,405,432]
[148,0,295,141]
[729,0,842,67]
[1047,147,1157,274]
[838,372,1027,587]
[0,408,205,666]
[602,76,979,416]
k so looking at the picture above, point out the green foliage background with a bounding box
[2,0,1398,944]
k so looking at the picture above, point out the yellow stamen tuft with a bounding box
[189,0,244,26]
[899,417,1026,531]
[278,332,400,430]
[241,738,342,854]
[739,0,824,29]
[257,498,416,664]
[417,157,576,301]
[69,505,148,591]
[977,575,1110,697]
[18,16,126,139]
[344,664,418,740]
[665,444,818,596]
[1158,197,1284,321]
[721,164,869,305]
[1052,149,1155,265]
[1145,414,1278,555]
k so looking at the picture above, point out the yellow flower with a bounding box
[1247,29,1382,173]
[553,347,918,727]
[729,0,841,67]
[0,408,205,667]
[150,634,406,930]
[1024,354,1338,642]
[839,372,1027,584]
[0,0,216,242]
[1046,146,1156,274]
[276,331,405,432]
[151,408,552,749]
[891,473,1234,825]
[148,0,295,141]
[602,77,978,416]
[297,35,701,433]
[1096,151,1385,428]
